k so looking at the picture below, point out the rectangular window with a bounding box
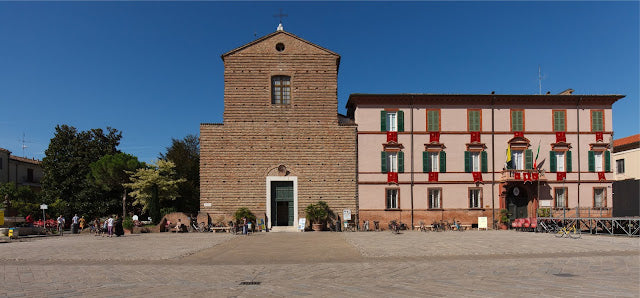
[616,159,625,174]
[387,112,397,132]
[386,188,399,209]
[511,110,524,132]
[593,188,605,208]
[469,188,482,209]
[594,151,603,172]
[555,188,567,208]
[512,150,524,170]
[470,152,480,172]
[556,152,565,172]
[387,152,398,173]
[0,157,2,169]
[468,110,481,132]
[428,188,441,209]
[553,110,566,132]
[591,110,604,132]
[271,76,291,105]
[426,110,440,131]
[27,169,34,182]
[429,152,439,172]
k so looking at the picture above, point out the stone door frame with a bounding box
[266,176,298,230]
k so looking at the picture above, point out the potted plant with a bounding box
[499,209,510,230]
[305,201,334,231]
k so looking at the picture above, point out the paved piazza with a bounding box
[0,230,638,297]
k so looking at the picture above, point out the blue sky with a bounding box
[1,1,638,163]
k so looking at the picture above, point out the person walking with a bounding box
[107,215,114,237]
[242,217,248,235]
[79,216,86,232]
[72,214,79,234]
[114,215,124,237]
[56,215,65,236]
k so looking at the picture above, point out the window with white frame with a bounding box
[470,152,480,172]
[594,188,605,208]
[429,152,439,172]
[386,112,397,132]
[512,150,524,170]
[594,151,603,172]
[386,188,398,209]
[469,188,482,209]
[556,152,565,172]
[555,188,567,208]
[387,152,398,173]
[428,188,441,209]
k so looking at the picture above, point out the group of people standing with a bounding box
[92,215,125,237]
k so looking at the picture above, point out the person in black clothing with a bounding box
[114,215,125,237]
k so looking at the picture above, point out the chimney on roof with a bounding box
[491,91,495,94]
[558,88,575,95]
[546,91,551,95]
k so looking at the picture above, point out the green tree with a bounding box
[41,125,122,218]
[0,182,40,217]
[125,160,185,224]
[159,135,199,214]
[89,153,144,219]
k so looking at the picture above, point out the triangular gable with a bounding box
[221,30,340,60]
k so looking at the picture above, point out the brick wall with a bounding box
[200,31,357,224]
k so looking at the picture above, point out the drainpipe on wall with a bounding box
[410,95,415,230]
[491,95,496,229]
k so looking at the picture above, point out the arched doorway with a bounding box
[506,186,528,220]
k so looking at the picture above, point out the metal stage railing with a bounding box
[537,216,640,237]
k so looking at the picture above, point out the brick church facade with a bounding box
[200,28,357,230]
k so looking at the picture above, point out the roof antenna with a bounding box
[273,8,288,31]
[538,65,544,95]
[20,132,30,157]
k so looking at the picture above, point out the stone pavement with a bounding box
[0,231,638,297]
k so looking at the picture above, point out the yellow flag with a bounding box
[505,145,512,169]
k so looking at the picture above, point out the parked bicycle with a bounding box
[388,220,401,234]
[555,223,581,239]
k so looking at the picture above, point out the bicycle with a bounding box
[388,220,400,234]
[555,224,581,239]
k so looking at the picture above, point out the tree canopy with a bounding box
[89,152,144,217]
[41,125,122,217]
[125,159,185,223]
[159,134,199,214]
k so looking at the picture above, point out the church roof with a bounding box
[221,30,340,60]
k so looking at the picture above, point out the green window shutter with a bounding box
[380,111,387,132]
[398,111,404,132]
[464,151,471,173]
[605,150,611,172]
[554,111,565,132]
[549,151,557,173]
[525,149,533,169]
[469,110,480,131]
[439,151,446,173]
[423,151,430,173]
[398,151,404,173]
[566,151,572,172]
[381,151,388,173]
[592,111,603,131]
[427,110,439,131]
[588,151,595,172]
[481,151,488,173]
[512,111,523,131]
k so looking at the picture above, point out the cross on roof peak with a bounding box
[273,9,288,31]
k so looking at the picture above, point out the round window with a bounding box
[275,43,285,52]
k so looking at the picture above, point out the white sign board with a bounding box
[343,209,351,221]
[40,204,48,210]
[298,218,306,231]
[478,217,488,230]
[203,203,212,207]
[539,200,552,207]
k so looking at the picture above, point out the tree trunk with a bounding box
[122,190,127,219]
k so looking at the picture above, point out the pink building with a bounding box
[346,92,624,229]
